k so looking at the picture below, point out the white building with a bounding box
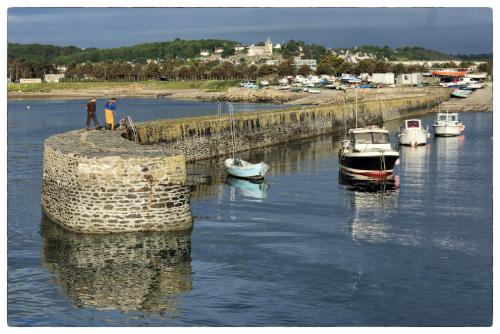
[370,73,395,85]
[20,78,42,84]
[234,45,246,53]
[273,43,282,50]
[56,65,67,73]
[200,50,210,57]
[293,57,317,71]
[214,47,224,54]
[400,73,422,85]
[44,73,65,83]
[266,59,280,66]
[247,37,273,57]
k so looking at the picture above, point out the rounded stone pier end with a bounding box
[41,129,192,233]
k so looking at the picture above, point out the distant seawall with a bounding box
[42,92,447,233]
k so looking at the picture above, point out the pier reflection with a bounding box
[40,217,192,314]
[339,171,400,243]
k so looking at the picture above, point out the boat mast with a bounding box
[355,88,358,128]
[228,102,236,159]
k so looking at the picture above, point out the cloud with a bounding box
[7,7,493,53]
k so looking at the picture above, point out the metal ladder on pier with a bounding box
[123,116,138,143]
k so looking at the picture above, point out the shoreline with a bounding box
[8,82,492,112]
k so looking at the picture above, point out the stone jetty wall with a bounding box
[135,94,447,162]
[41,130,192,233]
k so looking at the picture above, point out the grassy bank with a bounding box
[8,80,240,93]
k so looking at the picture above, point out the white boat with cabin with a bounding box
[397,119,431,146]
[339,126,400,179]
[432,112,465,137]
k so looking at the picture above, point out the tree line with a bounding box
[8,54,492,83]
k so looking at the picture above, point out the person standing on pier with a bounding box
[85,98,100,130]
[104,98,117,130]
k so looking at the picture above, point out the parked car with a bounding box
[243,83,259,89]
[240,80,257,87]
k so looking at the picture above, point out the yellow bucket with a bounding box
[104,109,114,129]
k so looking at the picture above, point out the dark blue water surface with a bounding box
[7,98,492,326]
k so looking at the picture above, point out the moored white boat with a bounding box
[224,158,269,180]
[397,119,431,146]
[432,112,465,137]
[338,126,400,179]
[222,102,270,180]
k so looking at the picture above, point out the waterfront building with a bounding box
[20,78,42,84]
[44,73,65,83]
[400,73,423,85]
[370,73,395,85]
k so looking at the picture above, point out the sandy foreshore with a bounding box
[8,82,492,111]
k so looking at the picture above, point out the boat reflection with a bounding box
[339,171,400,243]
[398,144,431,184]
[40,217,192,314]
[225,176,269,200]
[339,170,400,196]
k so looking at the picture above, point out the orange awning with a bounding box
[431,71,466,77]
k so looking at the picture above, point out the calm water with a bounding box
[7,98,492,326]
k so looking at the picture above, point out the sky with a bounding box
[7,7,493,54]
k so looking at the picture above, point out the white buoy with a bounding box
[26,105,30,110]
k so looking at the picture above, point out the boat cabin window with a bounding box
[406,120,420,128]
[372,132,389,144]
[450,115,457,121]
[439,115,447,121]
[351,132,389,144]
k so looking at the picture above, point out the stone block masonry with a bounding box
[42,129,192,233]
[42,92,448,233]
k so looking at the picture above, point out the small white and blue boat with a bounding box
[222,102,270,180]
[224,158,269,180]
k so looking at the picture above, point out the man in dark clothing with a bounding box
[85,98,100,130]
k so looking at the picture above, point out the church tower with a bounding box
[265,37,273,55]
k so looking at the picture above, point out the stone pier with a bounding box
[41,129,192,233]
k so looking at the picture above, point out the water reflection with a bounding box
[398,145,431,186]
[339,171,400,243]
[40,217,192,314]
[187,134,342,200]
[225,176,269,200]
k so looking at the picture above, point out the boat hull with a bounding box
[433,124,464,137]
[338,151,399,179]
[224,158,269,180]
[398,129,429,146]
